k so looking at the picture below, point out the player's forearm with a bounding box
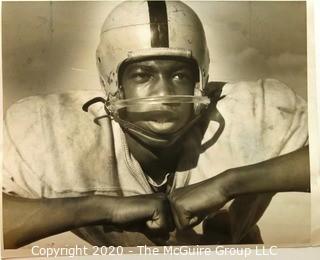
[168,146,310,230]
[3,193,116,249]
[221,146,310,199]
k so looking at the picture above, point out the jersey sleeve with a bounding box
[222,79,308,242]
[258,78,308,154]
[3,91,120,199]
[3,97,45,198]
[219,78,308,161]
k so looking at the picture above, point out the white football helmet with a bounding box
[84,0,212,147]
[96,0,210,112]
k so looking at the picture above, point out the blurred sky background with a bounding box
[2,1,309,246]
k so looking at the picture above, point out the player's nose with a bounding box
[151,75,175,97]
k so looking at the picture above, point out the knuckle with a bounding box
[171,198,184,210]
[168,194,178,205]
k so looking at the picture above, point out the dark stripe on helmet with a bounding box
[147,1,169,47]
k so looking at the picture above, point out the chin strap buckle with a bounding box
[82,97,114,125]
[82,97,107,112]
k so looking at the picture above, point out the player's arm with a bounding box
[3,193,172,249]
[223,145,309,195]
[169,146,310,229]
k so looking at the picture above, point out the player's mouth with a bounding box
[124,109,182,134]
[150,111,179,122]
[126,109,179,123]
[152,117,173,123]
[145,120,178,134]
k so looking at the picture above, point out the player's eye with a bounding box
[172,71,193,83]
[130,71,152,83]
[173,73,184,80]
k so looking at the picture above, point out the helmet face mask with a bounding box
[96,0,210,146]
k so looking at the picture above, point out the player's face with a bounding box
[120,58,197,134]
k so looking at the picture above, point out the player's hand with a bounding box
[168,174,231,230]
[109,193,174,233]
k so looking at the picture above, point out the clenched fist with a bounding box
[109,193,174,233]
[168,174,230,230]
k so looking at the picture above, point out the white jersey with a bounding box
[3,79,308,245]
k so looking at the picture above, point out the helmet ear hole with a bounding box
[97,57,102,63]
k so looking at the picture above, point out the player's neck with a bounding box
[125,132,181,185]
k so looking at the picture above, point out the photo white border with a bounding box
[1,0,320,259]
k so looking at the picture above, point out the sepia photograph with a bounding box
[1,0,311,256]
